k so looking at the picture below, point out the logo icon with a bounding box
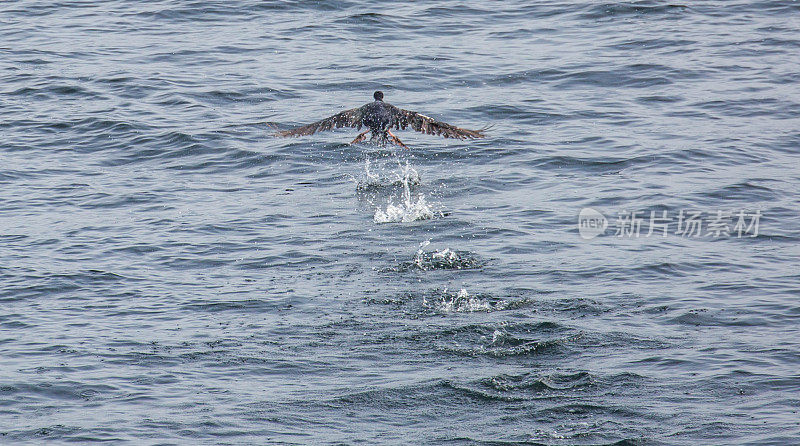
[578,208,607,239]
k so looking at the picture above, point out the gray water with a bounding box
[2,1,800,444]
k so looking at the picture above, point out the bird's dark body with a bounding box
[273,91,486,148]
[361,101,393,132]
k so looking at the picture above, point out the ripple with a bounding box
[580,2,689,20]
[430,322,581,358]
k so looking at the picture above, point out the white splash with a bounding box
[413,240,431,269]
[440,288,491,312]
[491,329,504,344]
[427,287,505,313]
[363,158,380,184]
[431,248,458,263]
[373,161,435,223]
[357,157,420,191]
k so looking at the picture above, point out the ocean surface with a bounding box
[2,1,799,444]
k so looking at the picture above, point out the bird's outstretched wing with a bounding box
[392,108,486,140]
[273,107,363,137]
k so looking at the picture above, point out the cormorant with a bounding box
[273,91,486,148]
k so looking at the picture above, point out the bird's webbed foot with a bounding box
[386,130,409,149]
[350,130,370,145]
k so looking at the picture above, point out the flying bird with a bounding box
[273,91,486,148]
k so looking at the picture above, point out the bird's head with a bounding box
[373,91,384,101]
